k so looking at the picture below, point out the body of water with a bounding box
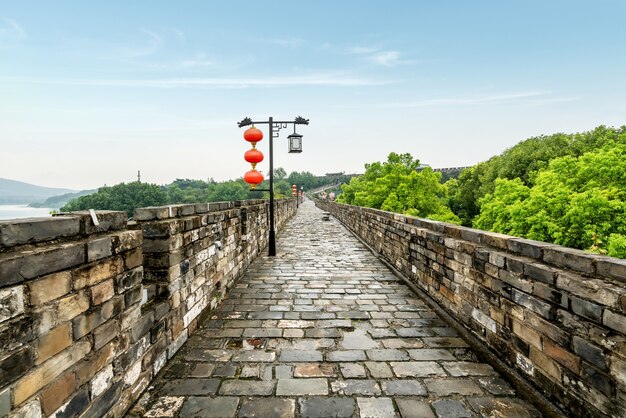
[0,205,54,220]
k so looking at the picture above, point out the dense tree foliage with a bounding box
[60,169,343,217]
[474,140,626,257]
[61,182,168,216]
[338,153,460,223]
[449,126,626,225]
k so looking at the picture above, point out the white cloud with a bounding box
[1,73,392,89]
[338,91,580,108]
[350,46,411,67]
[0,17,26,47]
[267,37,305,47]
[179,53,213,68]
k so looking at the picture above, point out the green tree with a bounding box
[338,153,460,223]
[474,141,626,258]
[61,182,168,217]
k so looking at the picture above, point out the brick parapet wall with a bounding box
[316,200,626,418]
[0,198,296,417]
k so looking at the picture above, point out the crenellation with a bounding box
[316,199,626,418]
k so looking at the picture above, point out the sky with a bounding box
[1,0,625,190]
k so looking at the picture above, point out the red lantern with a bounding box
[243,126,263,147]
[244,169,264,189]
[244,149,264,169]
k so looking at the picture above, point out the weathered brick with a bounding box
[543,339,580,374]
[0,346,33,385]
[529,347,561,380]
[524,262,557,284]
[0,216,80,247]
[511,289,553,319]
[19,243,85,279]
[13,340,90,405]
[82,379,122,417]
[72,296,123,339]
[544,247,596,274]
[111,230,142,254]
[91,279,114,305]
[0,254,24,286]
[93,319,119,350]
[596,257,626,283]
[571,296,603,323]
[123,248,143,269]
[40,371,76,415]
[512,319,542,350]
[57,291,90,323]
[603,309,626,334]
[28,272,71,306]
[572,336,606,370]
[74,341,116,386]
[508,238,552,259]
[36,322,72,364]
[0,285,25,322]
[87,237,112,262]
[73,257,123,289]
[50,386,89,418]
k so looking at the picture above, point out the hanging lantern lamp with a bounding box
[244,169,264,189]
[244,149,264,168]
[243,126,263,147]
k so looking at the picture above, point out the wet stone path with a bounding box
[132,199,541,418]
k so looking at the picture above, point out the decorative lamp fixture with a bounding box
[287,128,303,153]
[244,149,264,169]
[291,184,297,196]
[244,169,264,189]
[243,126,263,147]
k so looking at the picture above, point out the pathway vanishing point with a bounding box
[130,199,541,418]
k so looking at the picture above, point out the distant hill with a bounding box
[0,178,76,204]
[29,189,97,209]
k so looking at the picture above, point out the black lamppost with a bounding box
[238,116,309,256]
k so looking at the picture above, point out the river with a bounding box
[0,204,54,220]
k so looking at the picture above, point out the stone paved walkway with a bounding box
[133,199,541,418]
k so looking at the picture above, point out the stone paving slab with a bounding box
[129,199,542,418]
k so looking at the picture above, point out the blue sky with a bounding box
[1,0,625,189]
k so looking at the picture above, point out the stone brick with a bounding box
[90,279,114,305]
[511,289,553,319]
[507,238,551,259]
[276,378,328,395]
[238,398,294,418]
[57,291,90,323]
[50,387,89,418]
[81,380,122,418]
[73,257,123,289]
[19,243,85,279]
[0,254,24,287]
[0,216,80,247]
[36,322,72,365]
[72,296,123,339]
[357,397,395,418]
[596,257,626,283]
[299,398,355,418]
[602,309,626,334]
[0,346,33,385]
[179,397,239,418]
[87,237,112,262]
[123,248,143,269]
[74,341,115,385]
[556,272,621,309]
[9,398,42,418]
[28,272,71,306]
[529,347,561,380]
[571,296,603,323]
[512,319,542,350]
[524,262,557,284]
[93,319,118,350]
[544,247,596,274]
[543,339,580,374]
[0,387,9,417]
[40,371,76,415]
[396,399,436,418]
[0,285,24,322]
[13,340,90,405]
[90,364,113,398]
[572,335,607,369]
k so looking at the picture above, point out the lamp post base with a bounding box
[268,230,276,256]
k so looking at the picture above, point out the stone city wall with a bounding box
[0,198,295,417]
[316,200,626,418]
